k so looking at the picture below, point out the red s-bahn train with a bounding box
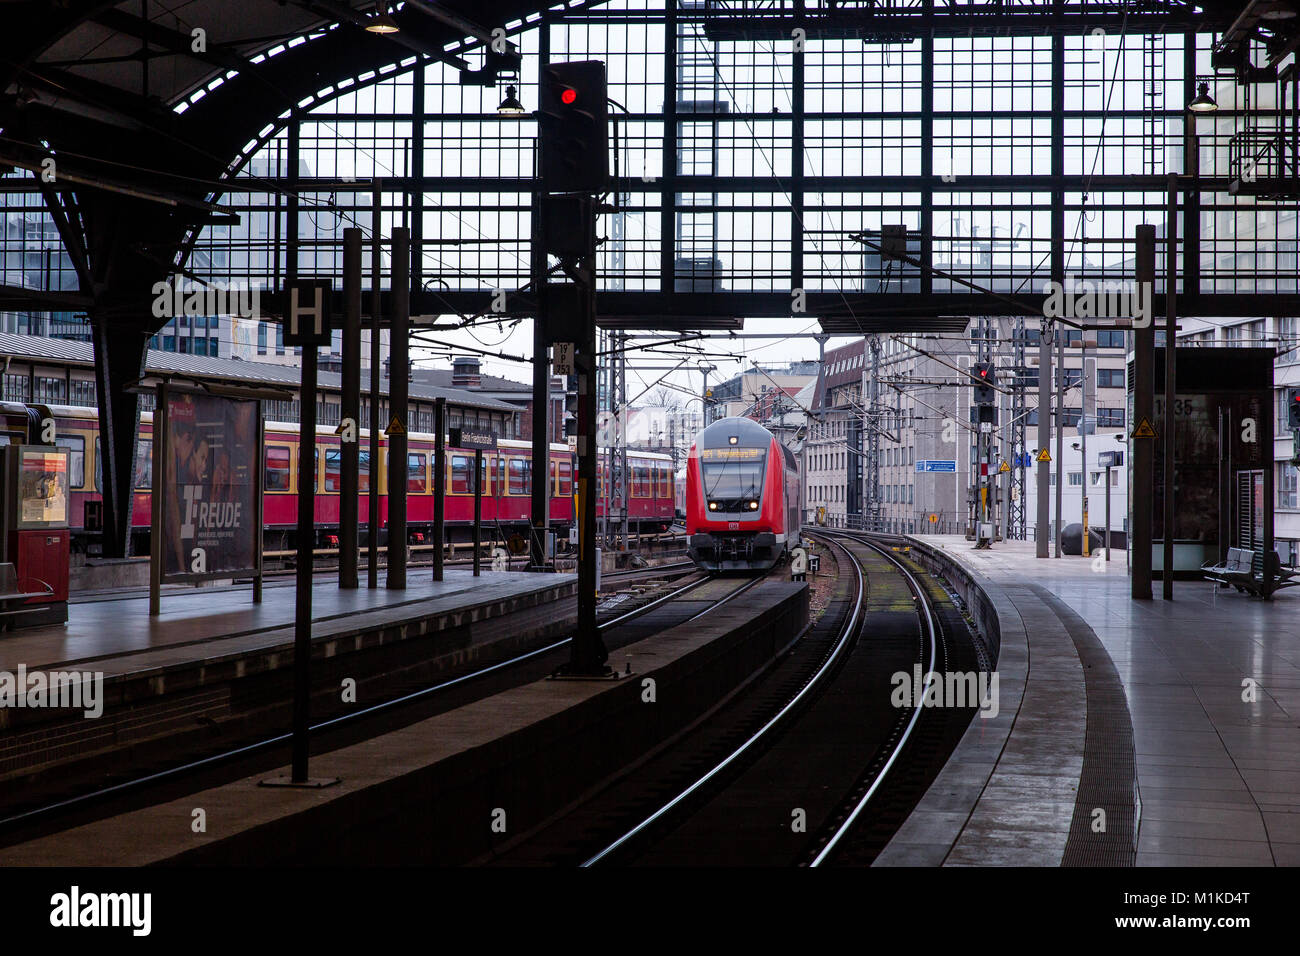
[685,416,801,572]
[14,404,675,553]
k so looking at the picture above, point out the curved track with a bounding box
[490,530,983,867]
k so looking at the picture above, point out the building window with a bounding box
[1280,463,1298,510]
[3,374,29,402]
[1096,369,1125,389]
[1096,408,1125,428]
[70,379,96,406]
[1068,472,1082,486]
[33,376,66,402]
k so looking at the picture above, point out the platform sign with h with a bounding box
[264,278,338,788]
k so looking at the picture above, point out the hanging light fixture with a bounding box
[1188,81,1218,112]
[365,2,400,33]
[497,85,526,115]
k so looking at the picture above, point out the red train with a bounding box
[685,417,801,572]
[25,405,675,553]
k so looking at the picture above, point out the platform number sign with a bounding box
[791,546,809,581]
[283,279,333,347]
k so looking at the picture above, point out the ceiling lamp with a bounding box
[366,3,400,33]
[1188,81,1218,113]
[497,85,526,115]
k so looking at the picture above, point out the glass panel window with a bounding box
[409,453,426,493]
[558,459,572,496]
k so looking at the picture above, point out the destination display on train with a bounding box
[699,447,763,460]
[162,392,259,581]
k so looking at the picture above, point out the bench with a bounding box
[0,563,54,630]
[1202,548,1300,597]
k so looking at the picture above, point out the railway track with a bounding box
[486,530,985,867]
[0,565,761,845]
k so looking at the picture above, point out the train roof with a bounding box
[694,416,778,449]
[0,333,518,414]
[45,405,672,460]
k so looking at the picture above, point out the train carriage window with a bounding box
[451,456,470,494]
[558,459,572,497]
[134,440,153,490]
[383,451,428,493]
[95,437,101,492]
[55,436,85,489]
[324,448,342,492]
[508,458,531,495]
[358,452,370,493]
[265,446,291,491]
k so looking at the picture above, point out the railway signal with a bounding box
[1287,386,1300,429]
[972,361,996,405]
[539,61,609,193]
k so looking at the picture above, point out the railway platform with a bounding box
[0,570,580,794]
[0,577,809,866]
[5,570,577,680]
[876,535,1300,868]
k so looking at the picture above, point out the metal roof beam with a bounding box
[89,8,261,77]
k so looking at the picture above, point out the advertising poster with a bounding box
[162,392,259,580]
[18,449,69,526]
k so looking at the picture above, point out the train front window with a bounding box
[700,449,766,512]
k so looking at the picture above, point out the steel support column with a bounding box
[368,179,383,588]
[339,227,362,589]
[433,396,446,582]
[91,319,148,558]
[1163,173,1177,599]
[1132,224,1156,599]
[530,193,551,569]
[387,226,410,590]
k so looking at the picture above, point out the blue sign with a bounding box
[915,459,957,473]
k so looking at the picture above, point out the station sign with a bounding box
[914,459,957,473]
[1098,450,1124,468]
[450,428,498,450]
[282,278,333,347]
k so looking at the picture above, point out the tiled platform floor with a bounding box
[901,536,1300,867]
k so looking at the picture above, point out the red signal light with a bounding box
[561,88,578,105]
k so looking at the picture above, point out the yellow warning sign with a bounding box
[385,416,406,436]
[1036,448,1051,463]
[998,459,1011,473]
[1132,416,1157,439]
[928,513,938,524]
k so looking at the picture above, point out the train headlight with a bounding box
[748,500,759,510]
[708,502,717,511]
